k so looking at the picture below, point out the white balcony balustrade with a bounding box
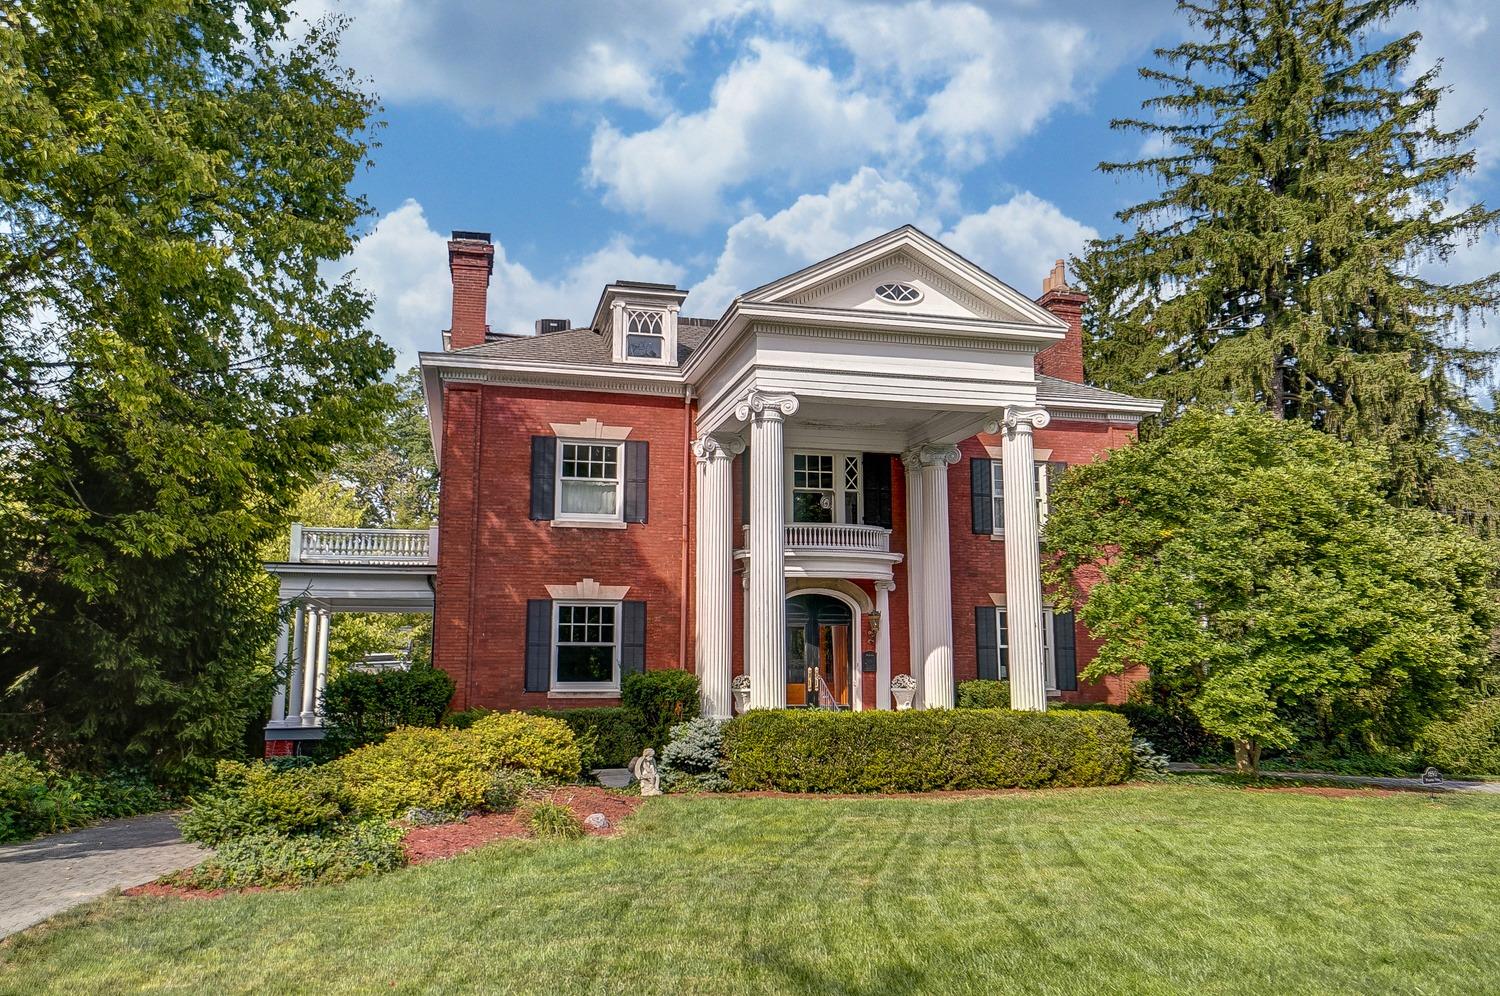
[288,524,439,566]
[739,522,892,553]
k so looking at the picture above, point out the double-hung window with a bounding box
[624,309,664,360]
[791,452,863,524]
[558,442,622,520]
[992,606,1061,689]
[553,602,619,690]
[991,462,1049,536]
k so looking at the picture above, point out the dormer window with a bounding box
[625,310,665,360]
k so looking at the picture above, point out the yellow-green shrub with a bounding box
[179,760,351,845]
[462,712,581,781]
[336,727,490,818]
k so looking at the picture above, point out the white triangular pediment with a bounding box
[741,227,1066,330]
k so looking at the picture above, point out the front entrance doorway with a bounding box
[785,593,855,708]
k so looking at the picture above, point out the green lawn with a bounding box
[3,784,1498,994]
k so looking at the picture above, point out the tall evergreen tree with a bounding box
[1078,0,1499,501]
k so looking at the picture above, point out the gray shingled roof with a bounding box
[454,320,714,366]
[451,325,1158,409]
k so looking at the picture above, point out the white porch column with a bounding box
[694,435,743,718]
[1000,407,1051,711]
[875,580,894,709]
[300,605,324,725]
[902,452,925,707]
[313,606,331,723]
[269,612,291,725]
[917,444,961,709]
[737,390,798,709]
[283,604,306,728]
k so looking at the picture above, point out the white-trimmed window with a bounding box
[624,309,665,360]
[553,602,619,690]
[994,605,1058,689]
[558,441,622,520]
[991,462,1049,536]
[790,451,863,524]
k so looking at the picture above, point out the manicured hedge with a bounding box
[721,709,1132,792]
[956,679,1011,709]
[532,707,647,769]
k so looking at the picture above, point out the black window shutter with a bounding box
[621,601,647,676]
[1045,460,1069,500]
[970,458,993,534]
[861,453,893,528]
[975,606,1000,681]
[1053,610,1078,691]
[624,440,649,523]
[530,436,556,521]
[524,599,552,692]
[997,608,1010,679]
[739,445,750,527]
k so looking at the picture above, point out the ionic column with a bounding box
[694,435,743,718]
[901,451,925,707]
[875,580,894,709]
[917,444,962,709]
[313,607,331,724]
[300,604,324,725]
[270,611,291,725]
[999,406,1051,711]
[737,390,798,709]
[286,604,306,727]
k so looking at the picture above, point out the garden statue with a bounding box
[629,747,662,796]
[731,674,752,715]
[890,673,917,711]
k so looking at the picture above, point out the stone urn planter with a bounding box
[890,673,917,711]
[731,674,751,715]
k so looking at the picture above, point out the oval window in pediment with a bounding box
[874,282,922,305]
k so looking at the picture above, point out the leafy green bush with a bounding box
[320,663,456,756]
[484,768,547,812]
[659,717,728,792]
[523,801,584,840]
[442,707,491,730]
[0,753,171,844]
[336,726,491,818]
[956,680,1011,709]
[722,709,1132,792]
[527,707,646,769]
[622,670,700,748]
[179,760,351,846]
[175,821,407,889]
[464,712,581,781]
[1419,698,1500,777]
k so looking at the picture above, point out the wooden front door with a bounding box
[785,594,854,708]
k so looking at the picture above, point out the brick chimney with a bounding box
[1034,259,1087,383]
[446,230,494,350]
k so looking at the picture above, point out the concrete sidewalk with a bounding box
[1168,763,1500,793]
[0,813,207,939]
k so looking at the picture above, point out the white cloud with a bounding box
[334,200,684,366]
[587,40,906,228]
[686,169,1093,316]
[941,192,1099,294]
[296,0,747,122]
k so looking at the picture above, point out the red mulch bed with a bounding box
[125,787,644,900]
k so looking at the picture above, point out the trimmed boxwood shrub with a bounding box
[320,663,456,756]
[465,712,581,781]
[622,669,700,748]
[956,680,1011,709]
[336,726,491,818]
[529,707,647,769]
[722,709,1132,792]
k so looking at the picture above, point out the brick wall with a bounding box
[433,384,692,712]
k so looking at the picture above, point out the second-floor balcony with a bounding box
[737,522,900,581]
[287,524,439,566]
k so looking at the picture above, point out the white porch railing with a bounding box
[289,524,439,565]
[741,523,892,552]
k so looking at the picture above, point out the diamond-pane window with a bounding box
[874,282,922,304]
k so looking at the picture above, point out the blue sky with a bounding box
[306,1,1500,369]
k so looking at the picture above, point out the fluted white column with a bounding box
[917,444,961,709]
[313,607,331,724]
[270,611,291,725]
[902,452,925,707]
[285,604,306,727]
[1000,407,1051,711]
[875,580,894,709]
[300,605,324,725]
[737,390,798,709]
[694,435,743,718]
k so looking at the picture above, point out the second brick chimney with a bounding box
[1034,259,1087,383]
[446,230,494,350]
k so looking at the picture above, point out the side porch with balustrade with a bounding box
[263,526,438,753]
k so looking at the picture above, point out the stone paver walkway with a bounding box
[0,813,207,939]
[1169,762,1500,793]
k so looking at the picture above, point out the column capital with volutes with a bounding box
[733,389,799,424]
[692,434,746,464]
[901,443,962,468]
